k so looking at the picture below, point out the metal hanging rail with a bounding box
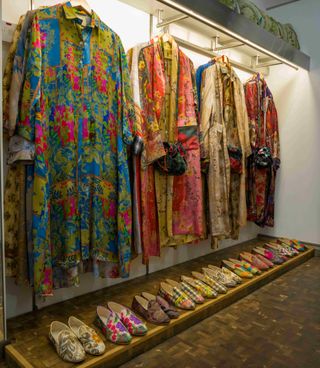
[155,11,269,75]
[156,0,305,70]
[174,36,259,75]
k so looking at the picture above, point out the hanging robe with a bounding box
[138,35,204,252]
[200,59,251,241]
[245,75,280,227]
[16,4,135,296]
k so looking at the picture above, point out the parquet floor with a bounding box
[3,238,316,367]
[120,257,320,368]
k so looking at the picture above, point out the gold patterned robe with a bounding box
[200,58,251,241]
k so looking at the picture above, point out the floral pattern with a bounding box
[95,309,132,345]
[138,35,204,259]
[16,3,135,296]
[118,308,148,336]
[245,74,280,227]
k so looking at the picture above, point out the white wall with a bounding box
[2,0,262,318]
[260,0,320,243]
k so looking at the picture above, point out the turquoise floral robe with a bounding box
[17,3,135,296]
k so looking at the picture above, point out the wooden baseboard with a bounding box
[5,246,314,368]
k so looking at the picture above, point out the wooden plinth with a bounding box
[5,239,314,368]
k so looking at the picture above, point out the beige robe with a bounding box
[200,60,251,240]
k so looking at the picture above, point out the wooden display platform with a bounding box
[5,238,314,368]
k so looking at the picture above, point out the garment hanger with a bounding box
[246,72,264,84]
[162,32,171,43]
[214,55,231,65]
[70,0,92,15]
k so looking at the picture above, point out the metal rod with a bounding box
[255,61,283,68]
[156,13,189,28]
[212,36,219,51]
[174,36,264,75]
[157,0,299,70]
[214,42,244,51]
[149,14,154,40]
[266,0,300,10]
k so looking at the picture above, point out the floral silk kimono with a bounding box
[138,35,204,254]
[245,75,280,227]
[16,3,135,296]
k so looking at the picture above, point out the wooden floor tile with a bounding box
[120,257,320,368]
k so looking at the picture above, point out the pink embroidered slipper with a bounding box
[107,302,148,336]
[95,306,132,345]
[239,252,269,270]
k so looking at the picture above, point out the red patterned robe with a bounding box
[245,75,280,227]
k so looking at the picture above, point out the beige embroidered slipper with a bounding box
[49,321,85,363]
[68,316,105,356]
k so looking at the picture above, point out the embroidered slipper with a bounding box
[253,247,284,265]
[275,240,300,254]
[278,238,306,252]
[291,239,307,251]
[141,292,180,319]
[68,316,105,355]
[192,271,228,294]
[239,252,269,270]
[95,306,132,345]
[132,295,170,325]
[208,264,243,284]
[202,267,237,288]
[107,302,148,336]
[254,253,275,267]
[221,260,253,278]
[228,258,262,275]
[181,275,218,298]
[265,243,294,257]
[272,241,299,256]
[166,279,205,304]
[49,321,85,363]
[159,282,195,310]
[263,245,288,262]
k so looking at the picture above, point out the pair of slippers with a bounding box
[49,316,105,363]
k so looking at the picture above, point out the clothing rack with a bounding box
[118,0,309,71]
[173,36,260,75]
[155,9,291,75]
[6,0,301,307]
